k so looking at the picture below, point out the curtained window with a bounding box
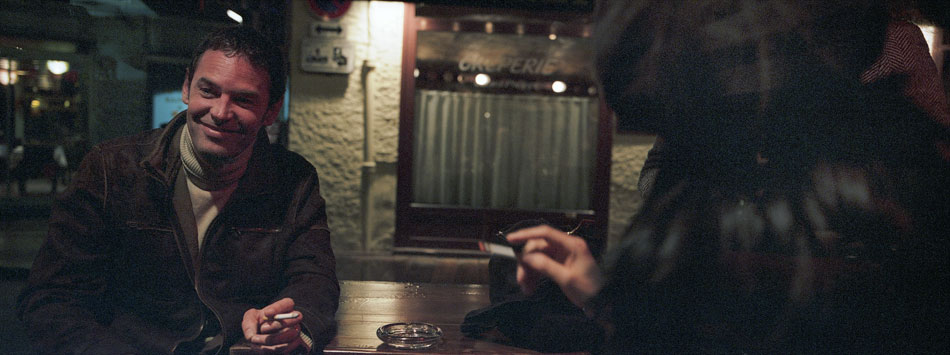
[412,90,596,211]
[395,5,611,252]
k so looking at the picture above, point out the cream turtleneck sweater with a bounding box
[179,125,253,249]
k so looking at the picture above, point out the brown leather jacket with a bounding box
[18,114,339,354]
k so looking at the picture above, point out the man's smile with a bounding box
[195,116,244,136]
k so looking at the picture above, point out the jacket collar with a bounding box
[141,112,276,197]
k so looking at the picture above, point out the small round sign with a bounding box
[308,0,352,19]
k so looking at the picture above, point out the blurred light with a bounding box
[485,22,493,34]
[483,111,491,119]
[548,34,557,40]
[0,59,16,85]
[413,68,420,78]
[474,73,491,86]
[457,74,464,83]
[920,25,937,57]
[64,100,71,108]
[38,73,54,90]
[31,99,41,109]
[227,9,243,23]
[551,81,567,93]
[47,60,69,75]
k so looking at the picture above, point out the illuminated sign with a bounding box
[458,55,561,76]
[404,0,592,12]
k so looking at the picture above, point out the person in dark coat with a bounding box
[508,1,949,353]
[18,26,339,354]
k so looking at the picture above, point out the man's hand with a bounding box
[506,225,604,308]
[241,298,306,354]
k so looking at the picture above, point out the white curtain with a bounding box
[412,90,597,211]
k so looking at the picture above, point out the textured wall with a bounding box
[288,1,404,252]
[607,133,655,250]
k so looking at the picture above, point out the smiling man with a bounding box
[18,26,339,354]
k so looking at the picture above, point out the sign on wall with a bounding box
[301,38,354,74]
[300,20,354,74]
[414,30,595,95]
[403,0,592,12]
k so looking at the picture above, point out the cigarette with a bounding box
[478,241,517,259]
[267,312,299,321]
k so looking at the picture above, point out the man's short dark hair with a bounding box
[187,26,286,106]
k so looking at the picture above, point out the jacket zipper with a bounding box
[198,191,275,352]
[168,178,270,353]
[167,202,208,354]
[193,212,227,355]
[166,188,224,354]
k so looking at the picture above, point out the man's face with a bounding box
[182,50,279,161]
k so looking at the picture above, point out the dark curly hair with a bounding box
[187,25,286,106]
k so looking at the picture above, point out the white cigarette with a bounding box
[478,241,516,259]
[270,312,299,320]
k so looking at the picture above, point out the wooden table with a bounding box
[325,280,540,354]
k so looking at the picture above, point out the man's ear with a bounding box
[181,71,191,105]
[262,98,283,126]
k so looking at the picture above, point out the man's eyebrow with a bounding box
[195,77,261,99]
[195,77,219,89]
[230,89,261,99]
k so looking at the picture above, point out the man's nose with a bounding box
[210,98,234,123]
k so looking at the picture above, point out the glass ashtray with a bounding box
[376,322,443,349]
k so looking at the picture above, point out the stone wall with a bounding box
[608,133,655,250]
[287,1,404,252]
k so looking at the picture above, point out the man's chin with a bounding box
[195,147,241,165]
